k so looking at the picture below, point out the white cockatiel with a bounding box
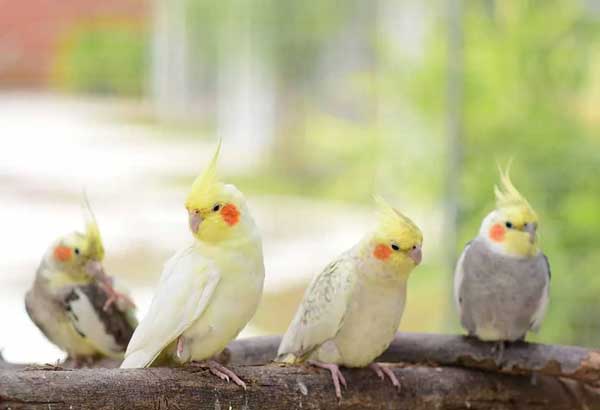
[25,199,137,364]
[277,197,423,399]
[454,165,550,354]
[120,142,265,388]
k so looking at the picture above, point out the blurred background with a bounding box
[1,0,600,364]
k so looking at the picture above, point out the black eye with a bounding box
[213,204,221,212]
[505,221,513,229]
[74,248,80,255]
[391,244,400,251]
[412,245,417,250]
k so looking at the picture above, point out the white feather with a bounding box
[121,245,221,368]
[67,288,123,358]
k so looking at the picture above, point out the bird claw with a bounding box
[99,282,135,312]
[191,360,247,390]
[370,363,401,391]
[309,361,347,400]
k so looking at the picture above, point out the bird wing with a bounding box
[121,246,220,368]
[62,283,137,359]
[277,255,357,362]
[453,241,472,314]
[529,253,551,332]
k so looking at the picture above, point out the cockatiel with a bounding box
[454,165,550,352]
[277,197,423,399]
[120,142,265,389]
[25,199,137,364]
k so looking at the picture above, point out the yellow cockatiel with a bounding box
[277,197,423,399]
[121,142,265,388]
[25,199,137,365]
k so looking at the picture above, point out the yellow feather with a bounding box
[185,140,225,210]
[81,194,105,261]
[494,162,537,222]
[373,195,422,247]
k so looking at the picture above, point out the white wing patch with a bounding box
[66,288,123,358]
[121,245,221,368]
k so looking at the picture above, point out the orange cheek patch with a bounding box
[373,244,392,260]
[221,203,240,226]
[489,224,506,242]
[54,246,72,262]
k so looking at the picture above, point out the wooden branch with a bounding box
[3,333,600,409]
[2,363,600,409]
[223,333,600,387]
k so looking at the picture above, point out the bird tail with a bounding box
[120,349,155,369]
[274,352,301,364]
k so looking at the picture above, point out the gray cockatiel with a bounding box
[277,197,423,399]
[454,166,550,348]
[25,200,137,364]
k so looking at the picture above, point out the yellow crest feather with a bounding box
[374,195,422,244]
[81,194,104,261]
[186,140,225,210]
[494,162,531,209]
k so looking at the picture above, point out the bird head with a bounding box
[370,196,423,274]
[48,197,107,282]
[480,163,539,257]
[185,141,252,244]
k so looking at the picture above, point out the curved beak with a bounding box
[188,210,203,234]
[85,260,107,281]
[524,224,537,244]
[409,245,422,265]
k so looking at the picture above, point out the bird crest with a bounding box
[81,194,105,261]
[186,140,225,210]
[494,162,537,220]
[374,195,422,245]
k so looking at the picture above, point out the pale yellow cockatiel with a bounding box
[277,197,423,399]
[454,164,550,359]
[25,198,137,365]
[120,142,265,388]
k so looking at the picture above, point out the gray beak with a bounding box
[189,211,203,234]
[85,260,107,280]
[524,223,537,243]
[409,245,423,265]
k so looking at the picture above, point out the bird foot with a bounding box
[99,281,135,312]
[309,361,347,400]
[190,360,247,389]
[369,363,401,391]
[491,341,506,367]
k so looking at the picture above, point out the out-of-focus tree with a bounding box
[403,0,600,346]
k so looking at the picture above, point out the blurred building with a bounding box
[0,0,148,87]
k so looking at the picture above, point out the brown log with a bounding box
[1,363,600,410]
[223,333,600,387]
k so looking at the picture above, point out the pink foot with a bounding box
[191,360,247,389]
[99,281,135,312]
[309,361,347,399]
[369,363,401,391]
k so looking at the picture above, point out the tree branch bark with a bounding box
[3,333,600,409]
[1,363,599,409]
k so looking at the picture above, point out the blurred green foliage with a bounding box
[53,22,148,96]
[404,0,600,346]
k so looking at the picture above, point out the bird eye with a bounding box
[213,204,221,212]
[412,245,417,250]
[391,244,400,251]
[194,209,200,215]
[505,221,513,229]
[74,248,80,255]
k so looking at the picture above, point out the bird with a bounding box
[454,164,550,360]
[25,198,137,366]
[276,196,423,399]
[120,141,265,389]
